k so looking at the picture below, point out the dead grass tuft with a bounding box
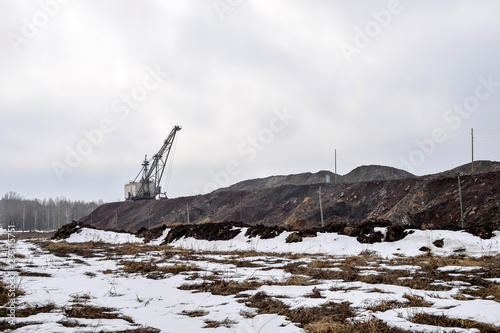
[460,284,500,302]
[16,302,57,317]
[402,293,432,307]
[114,328,161,333]
[179,279,263,296]
[64,304,133,323]
[203,318,237,328]
[19,271,51,277]
[0,280,24,307]
[304,317,409,333]
[180,309,208,317]
[366,299,405,313]
[119,260,199,279]
[0,321,45,331]
[279,275,315,286]
[37,241,104,258]
[411,313,500,332]
[305,287,325,298]
[244,292,354,328]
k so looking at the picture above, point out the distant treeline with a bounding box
[0,191,103,231]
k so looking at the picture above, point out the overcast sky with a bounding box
[1,0,500,202]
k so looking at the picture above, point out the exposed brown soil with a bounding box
[51,221,95,240]
[136,224,167,243]
[245,224,286,239]
[160,219,411,245]
[79,162,500,235]
[164,221,246,243]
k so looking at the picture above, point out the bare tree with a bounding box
[0,192,102,231]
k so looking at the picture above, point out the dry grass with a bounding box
[366,299,405,313]
[305,287,325,298]
[119,260,199,279]
[115,328,161,333]
[0,321,45,331]
[179,279,263,296]
[283,262,359,282]
[365,293,432,315]
[36,241,104,258]
[180,309,208,317]
[109,243,169,257]
[205,257,264,268]
[243,291,354,329]
[0,280,24,307]
[278,275,315,286]
[64,304,133,323]
[304,317,410,333]
[16,302,57,317]
[402,293,432,307]
[411,313,500,332]
[34,240,171,259]
[309,260,338,269]
[19,271,51,277]
[203,318,237,328]
[460,284,500,302]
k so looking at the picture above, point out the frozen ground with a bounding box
[1,227,500,332]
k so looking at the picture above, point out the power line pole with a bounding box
[334,149,337,183]
[471,128,474,174]
[186,200,190,224]
[319,186,324,228]
[458,175,464,229]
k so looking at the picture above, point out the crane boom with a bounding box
[125,125,181,200]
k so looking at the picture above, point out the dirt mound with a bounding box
[353,219,409,244]
[385,224,408,242]
[51,221,95,240]
[245,225,286,239]
[163,222,246,244]
[80,163,500,235]
[136,224,167,243]
[323,220,348,233]
[342,165,415,183]
[466,223,499,239]
[285,232,303,243]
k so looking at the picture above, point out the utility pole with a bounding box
[186,200,190,224]
[319,186,324,228]
[471,128,474,174]
[458,175,464,229]
[334,149,337,183]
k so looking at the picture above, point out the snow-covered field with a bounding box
[1,227,500,332]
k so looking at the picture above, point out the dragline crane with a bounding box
[124,125,181,200]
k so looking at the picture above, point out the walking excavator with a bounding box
[124,125,181,200]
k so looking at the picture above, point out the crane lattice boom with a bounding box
[125,125,181,200]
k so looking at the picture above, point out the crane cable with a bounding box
[163,134,178,195]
